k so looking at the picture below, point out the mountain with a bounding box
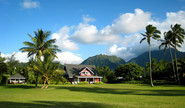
[128,49,185,67]
[80,54,126,70]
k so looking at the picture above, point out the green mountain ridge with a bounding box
[80,49,185,70]
[80,54,126,70]
[128,48,185,67]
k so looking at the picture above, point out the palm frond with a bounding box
[140,37,146,43]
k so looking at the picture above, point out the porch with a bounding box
[71,76,103,84]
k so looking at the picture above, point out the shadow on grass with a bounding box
[0,84,38,89]
[1,84,185,96]
[0,101,113,108]
[55,86,185,96]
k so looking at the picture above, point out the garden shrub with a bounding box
[94,81,104,84]
[78,81,88,85]
[63,82,71,85]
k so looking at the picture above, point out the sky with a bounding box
[1,0,185,64]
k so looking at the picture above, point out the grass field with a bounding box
[0,84,185,108]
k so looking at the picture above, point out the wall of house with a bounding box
[80,69,92,76]
[95,78,99,82]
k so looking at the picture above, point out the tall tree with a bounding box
[140,24,161,87]
[32,54,60,88]
[115,63,144,81]
[169,24,185,84]
[6,53,19,75]
[20,29,61,87]
[159,31,177,82]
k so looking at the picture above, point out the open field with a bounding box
[0,84,185,108]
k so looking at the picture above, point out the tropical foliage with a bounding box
[31,54,61,88]
[97,66,117,83]
[19,29,61,87]
[115,63,144,81]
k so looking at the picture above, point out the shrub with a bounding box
[94,81,104,84]
[78,81,88,85]
[63,82,71,85]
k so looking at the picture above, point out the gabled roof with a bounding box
[8,73,26,79]
[79,67,94,74]
[64,64,101,78]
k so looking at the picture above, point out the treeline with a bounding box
[97,58,185,84]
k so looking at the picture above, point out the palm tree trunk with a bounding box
[35,56,41,88]
[41,79,46,89]
[175,45,181,84]
[169,46,177,83]
[45,78,49,88]
[149,45,154,87]
[35,73,38,88]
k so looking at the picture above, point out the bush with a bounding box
[78,81,88,85]
[94,81,104,84]
[63,82,71,85]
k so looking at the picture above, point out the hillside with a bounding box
[128,49,185,67]
[80,54,126,70]
[80,49,185,70]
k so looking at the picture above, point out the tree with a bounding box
[32,54,60,88]
[0,53,7,83]
[20,29,61,87]
[159,31,177,82]
[169,24,185,84]
[97,66,111,83]
[115,63,144,81]
[140,24,161,87]
[6,53,19,75]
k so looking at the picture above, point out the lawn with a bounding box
[0,84,184,108]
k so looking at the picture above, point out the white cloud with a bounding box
[106,44,135,61]
[69,9,151,45]
[53,9,185,62]
[76,15,96,30]
[51,26,79,51]
[1,52,29,63]
[20,0,40,9]
[54,52,83,64]
[111,8,151,34]
[1,51,83,65]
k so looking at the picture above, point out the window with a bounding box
[85,72,90,74]
[81,72,85,74]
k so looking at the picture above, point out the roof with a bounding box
[79,67,94,74]
[8,73,26,79]
[64,64,101,78]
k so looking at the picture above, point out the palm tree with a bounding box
[20,29,61,87]
[159,31,177,83]
[169,24,185,84]
[140,24,161,87]
[32,54,60,88]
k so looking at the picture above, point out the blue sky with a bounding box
[1,0,185,64]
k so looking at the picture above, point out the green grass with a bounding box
[0,84,185,108]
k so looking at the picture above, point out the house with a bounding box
[8,73,26,84]
[64,64,103,84]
